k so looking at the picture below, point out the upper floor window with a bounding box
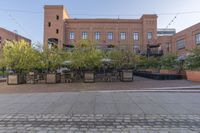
[120,32,126,40]
[82,32,88,39]
[69,32,75,40]
[147,32,153,40]
[48,22,51,27]
[56,15,59,20]
[133,32,139,41]
[95,32,100,40]
[195,33,200,45]
[176,39,185,50]
[107,32,113,40]
[56,29,59,34]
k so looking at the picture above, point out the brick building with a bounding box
[158,23,200,56]
[44,5,158,54]
[0,27,31,49]
[43,5,200,56]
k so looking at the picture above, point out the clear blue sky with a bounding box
[0,0,200,44]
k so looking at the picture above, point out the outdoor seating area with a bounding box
[0,40,200,85]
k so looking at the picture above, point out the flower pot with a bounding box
[46,73,61,84]
[7,74,25,85]
[121,69,133,82]
[186,71,200,82]
[160,70,178,74]
[84,71,95,83]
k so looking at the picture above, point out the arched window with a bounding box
[48,38,58,48]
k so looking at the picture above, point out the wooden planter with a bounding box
[46,73,61,84]
[160,70,178,74]
[186,71,200,82]
[7,74,25,85]
[121,69,133,82]
[84,71,95,83]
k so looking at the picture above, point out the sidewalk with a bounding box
[0,91,200,132]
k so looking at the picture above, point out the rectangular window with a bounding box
[69,32,75,40]
[107,32,113,40]
[82,32,88,39]
[147,32,153,40]
[120,32,126,40]
[95,32,100,40]
[133,32,139,41]
[48,22,51,27]
[56,15,59,20]
[195,33,200,45]
[56,29,59,34]
[176,39,185,50]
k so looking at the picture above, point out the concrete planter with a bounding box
[186,71,200,82]
[7,74,25,85]
[121,69,133,82]
[84,71,95,83]
[160,70,178,74]
[46,73,61,84]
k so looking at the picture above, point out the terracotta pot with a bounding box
[160,70,178,74]
[186,71,200,82]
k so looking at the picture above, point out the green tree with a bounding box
[0,40,40,73]
[71,39,103,70]
[185,48,200,71]
[160,53,178,70]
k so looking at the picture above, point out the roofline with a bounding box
[0,27,31,42]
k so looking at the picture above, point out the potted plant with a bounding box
[71,39,102,83]
[109,49,137,82]
[0,40,40,85]
[185,48,200,82]
[160,53,179,74]
[41,48,67,84]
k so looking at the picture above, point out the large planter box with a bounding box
[46,73,61,84]
[186,71,200,82]
[160,70,178,74]
[84,71,95,83]
[145,69,159,73]
[7,74,25,85]
[121,70,133,82]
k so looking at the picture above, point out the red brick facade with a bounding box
[0,27,31,49]
[44,5,157,53]
[44,5,200,55]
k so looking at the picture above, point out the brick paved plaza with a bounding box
[0,77,200,93]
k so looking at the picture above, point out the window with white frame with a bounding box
[95,32,100,40]
[120,32,126,40]
[176,39,185,50]
[69,32,75,40]
[133,32,139,41]
[195,33,200,45]
[107,32,113,40]
[147,32,153,40]
[82,32,88,39]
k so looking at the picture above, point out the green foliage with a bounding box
[137,56,160,69]
[108,49,138,69]
[40,48,71,72]
[185,48,200,71]
[71,39,103,70]
[160,53,178,70]
[0,40,41,73]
